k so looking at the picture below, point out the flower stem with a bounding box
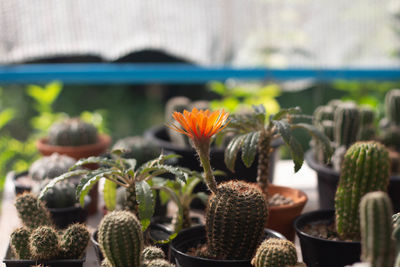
[196,140,217,193]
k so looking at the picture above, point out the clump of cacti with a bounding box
[112,136,161,166]
[59,223,90,259]
[29,153,76,181]
[47,118,98,146]
[205,180,268,260]
[359,191,394,267]
[251,238,299,267]
[29,226,60,260]
[335,141,391,240]
[15,193,53,229]
[10,227,31,259]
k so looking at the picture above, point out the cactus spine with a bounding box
[29,226,60,260]
[359,192,394,267]
[48,118,98,146]
[251,238,298,267]
[98,211,143,267]
[385,89,400,126]
[15,193,52,229]
[335,141,391,240]
[10,227,31,259]
[206,180,268,260]
[142,246,165,262]
[60,223,90,259]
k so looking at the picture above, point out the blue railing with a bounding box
[0,64,399,84]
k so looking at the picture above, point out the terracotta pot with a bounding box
[267,184,308,241]
[36,134,111,215]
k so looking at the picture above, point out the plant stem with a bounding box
[257,129,272,195]
[195,140,217,194]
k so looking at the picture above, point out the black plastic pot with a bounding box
[294,210,361,267]
[170,225,285,267]
[9,171,32,195]
[48,199,90,229]
[305,150,400,212]
[3,246,85,267]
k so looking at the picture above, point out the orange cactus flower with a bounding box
[168,108,229,143]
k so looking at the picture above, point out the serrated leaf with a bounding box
[103,179,117,211]
[135,180,154,231]
[252,104,266,123]
[122,158,137,170]
[152,164,189,182]
[72,156,120,170]
[241,131,260,167]
[287,137,304,172]
[272,107,301,121]
[272,120,292,144]
[38,169,88,200]
[224,134,246,172]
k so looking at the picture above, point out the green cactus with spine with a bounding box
[15,193,53,229]
[358,106,376,141]
[359,191,394,267]
[385,89,400,126]
[251,238,298,267]
[10,227,31,259]
[98,211,144,267]
[392,212,400,267]
[335,141,391,240]
[112,136,161,166]
[59,223,90,259]
[48,118,98,146]
[333,102,360,148]
[29,226,60,260]
[143,259,175,267]
[29,153,76,181]
[205,180,268,260]
[37,180,77,208]
[141,246,165,262]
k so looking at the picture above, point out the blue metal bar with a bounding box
[0,64,399,84]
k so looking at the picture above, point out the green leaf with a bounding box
[208,81,227,95]
[122,158,137,170]
[272,107,301,121]
[103,179,117,211]
[195,192,209,205]
[272,120,292,144]
[72,156,120,170]
[252,104,266,123]
[0,108,15,130]
[224,134,246,172]
[135,180,154,231]
[241,131,260,167]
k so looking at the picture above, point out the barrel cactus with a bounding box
[98,211,144,267]
[112,136,161,166]
[141,246,165,262]
[206,180,268,260]
[251,238,298,267]
[384,89,400,126]
[38,180,77,208]
[10,227,31,259]
[335,141,391,240]
[29,153,76,181]
[48,118,98,146]
[359,192,394,267]
[15,193,53,229]
[29,226,60,260]
[59,223,90,259]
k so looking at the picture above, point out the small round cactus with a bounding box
[29,226,60,260]
[29,153,76,181]
[38,180,77,208]
[142,246,165,262]
[15,193,53,229]
[10,227,31,259]
[143,259,175,267]
[206,180,268,260]
[59,223,90,259]
[251,238,298,267]
[98,211,144,267]
[112,136,161,166]
[48,118,98,146]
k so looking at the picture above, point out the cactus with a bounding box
[142,246,165,262]
[38,180,77,208]
[29,226,60,260]
[359,107,376,141]
[48,118,98,146]
[59,223,90,259]
[112,136,161,166]
[98,211,144,267]
[143,259,175,267]
[29,153,76,181]
[205,180,268,260]
[313,105,335,126]
[333,102,361,148]
[385,89,400,126]
[10,227,31,259]
[392,212,400,267]
[381,126,400,151]
[15,193,53,229]
[165,96,191,147]
[101,259,111,267]
[359,192,394,267]
[335,141,391,240]
[251,238,298,267]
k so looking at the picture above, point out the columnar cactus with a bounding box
[48,118,98,146]
[98,211,144,267]
[29,226,60,260]
[335,141,391,240]
[10,227,31,259]
[206,180,268,260]
[358,106,376,141]
[333,102,360,148]
[29,153,76,181]
[59,223,90,259]
[385,89,400,126]
[359,192,394,267]
[251,238,298,267]
[15,193,52,229]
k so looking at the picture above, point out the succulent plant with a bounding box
[384,89,400,126]
[15,193,53,229]
[29,226,60,260]
[48,118,98,146]
[112,136,161,166]
[381,126,400,152]
[359,192,394,267]
[10,227,31,259]
[143,259,175,267]
[29,153,76,181]
[251,238,298,267]
[141,246,165,262]
[37,180,77,209]
[333,102,361,148]
[98,211,144,267]
[335,141,391,240]
[358,106,376,141]
[59,223,90,259]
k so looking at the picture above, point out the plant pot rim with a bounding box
[294,209,360,245]
[47,197,91,213]
[268,184,308,211]
[145,125,284,154]
[36,134,111,156]
[170,225,285,263]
